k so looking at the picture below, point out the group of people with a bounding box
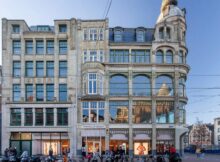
[4,147,18,157]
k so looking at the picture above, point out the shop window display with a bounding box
[156,101,174,124]
[133,101,152,124]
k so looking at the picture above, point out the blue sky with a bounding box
[0,0,220,124]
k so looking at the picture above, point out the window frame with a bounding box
[13,61,21,77]
[12,40,21,55]
[57,108,68,126]
[59,40,67,54]
[36,40,44,55]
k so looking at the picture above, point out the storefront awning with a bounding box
[81,129,105,137]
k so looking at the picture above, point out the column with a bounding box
[105,99,110,152]
[54,108,57,126]
[21,108,25,126]
[174,72,180,125]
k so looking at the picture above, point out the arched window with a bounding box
[110,74,128,96]
[159,27,164,39]
[166,50,173,64]
[133,75,151,96]
[156,75,173,96]
[166,27,171,39]
[179,50,184,64]
[156,50,163,64]
[179,78,186,97]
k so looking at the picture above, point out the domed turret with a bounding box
[157,0,185,23]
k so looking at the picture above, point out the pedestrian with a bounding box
[201,148,205,159]
[195,147,201,158]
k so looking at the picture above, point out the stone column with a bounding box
[105,99,110,152]
[174,72,180,125]
[21,108,25,126]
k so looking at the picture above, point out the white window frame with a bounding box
[136,30,145,42]
[88,73,97,94]
[89,29,97,41]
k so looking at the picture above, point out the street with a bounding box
[182,153,220,162]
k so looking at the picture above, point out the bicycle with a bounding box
[146,155,156,162]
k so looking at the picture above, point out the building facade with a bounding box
[2,1,189,157]
[214,118,220,145]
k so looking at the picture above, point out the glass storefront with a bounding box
[82,137,105,155]
[133,101,152,124]
[156,101,174,124]
[109,101,129,123]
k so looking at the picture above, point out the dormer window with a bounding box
[12,25,20,33]
[59,24,67,33]
[114,30,122,42]
[136,30,145,42]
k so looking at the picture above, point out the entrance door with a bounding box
[94,142,101,155]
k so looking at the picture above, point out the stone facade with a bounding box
[214,118,220,145]
[1,2,189,157]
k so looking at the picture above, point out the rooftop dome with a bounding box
[157,0,185,23]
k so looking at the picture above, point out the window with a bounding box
[166,50,173,64]
[110,75,128,96]
[179,78,186,97]
[179,51,185,64]
[46,61,54,77]
[133,101,152,124]
[59,24,67,33]
[89,29,97,41]
[46,108,54,126]
[131,50,150,63]
[83,50,87,63]
[100,50,104,62]
[110,49,129,63]
[36,84,44,101]
[83,29,88,40]
[12,40,21,54]
[99,29,104,40]
[159,27,164,39]
[35,108,43,126]
[13,61,21,77]
[12,25,20,33]
[25,61,33,77]
[26,84,33,101]
[136,30,145,42]
[46,84,54,101]
[166,27,171,39]
[57,108,68,126]
[156,101,174,124]
[89,51,97,62]
[218,135,220,141]
[59,84,67,101]
[59,40,67,54]
[88,73,97,94]
[13,84,21,102]
[156,75,173,96]
[82,101,105,123]
[218,121,220,125]
[36,40,44,54]
[218,128,220,133]
[59,61,67,77]
[156,50,163,64]
[25,40,33,54]
[179,102,186,124]
[46,40,54,54]
[133,75,151,96]
[114,30,122,42]
[25,108,33,126]
[36,61,44,77]
[10,108,21,126]
[109,101,129,123]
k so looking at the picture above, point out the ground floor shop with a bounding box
[9,132,70,156]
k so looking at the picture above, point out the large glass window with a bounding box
[156,101,174,124]
[89,29,97,41]
[36,61,44,77]
[12,25,20,33]
[36,40,44,54]
[89,51,97,62]
[25,61,33,77]
[88,73,97,94]
[13,84,21,102]
[82,101,105,123]
[36,84,44,101]
[25,108,33,126]
[59,61,67,77]
[179,78,186,97]
[156,75,173,96]
[156,50,163,64]
[46,84,54,101]
[25,84,33,101]
[46,40,54,54]
[25,40,33,54]
[136,30,145,42]
[132,50,150,63]
[133,75,151,96]
[110,50,129,63]
[57,108,68,126]
[109,101,129,124]
[133,101,152,124]
[110,75,128,96]
[59,84,67,101]
[114,30,122,42]
[10,108,21,126]
[59,40,67,54]
[35,108,43,126]
[46,108,54,126]
[179,102,186,124]
[46,61,54,77]
[13,40,21,54]
[166,50,173,64]
[13,61,21,77]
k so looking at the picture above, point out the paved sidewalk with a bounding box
[182,153,220,162]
